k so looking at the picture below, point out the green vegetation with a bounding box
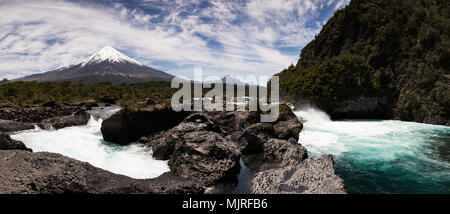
[0,81,177,106]
[276,0,450,124]
[0,81,275,111]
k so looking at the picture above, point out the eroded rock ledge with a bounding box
[0,150,203,194]
[0,103,93,133]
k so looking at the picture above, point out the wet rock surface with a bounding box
[0,133,32,152]
[135,106,346,194]
[0,150,203,194]
[250,155,347,194]
[101,104,189,145]
[0,103,92,131]
[263,138,308,166]
[0,120,35,133]
[39,110,91,130]
[141,113,240,186]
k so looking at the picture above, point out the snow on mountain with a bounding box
[15,46,174,84]
[80,46,142,67]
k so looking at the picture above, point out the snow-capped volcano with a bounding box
[16,46,174,84]
[80,46,142,67]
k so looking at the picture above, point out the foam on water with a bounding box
[11,109,169,179]
[295,106,450,193]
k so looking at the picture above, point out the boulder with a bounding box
[0,120,35,132]
[209,111,260,133]
[143,113,222,160]
[0,150,203,194]
[263,138,308,166]
[0,104,86,123]
[274,120,302,141]
[0,134,32,152]
[101,105,189,145]
[169,130,241,186]
[39,110,91,130]
[238,123,275,154]
[250,155,347,194]
[141,113,241,186]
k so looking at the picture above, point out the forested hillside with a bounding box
[276,0,449,125]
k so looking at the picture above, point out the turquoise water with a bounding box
[295,108,450,194]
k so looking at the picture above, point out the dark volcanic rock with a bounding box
[0,134,32,152]
[263,138,307,166]
[330,96,390,120]
[209,111,260,133]
[39,110,91,130]
[101,105,189,145]
[99,96,116,105]
[0,120,35,132]
[238,123,275,154]
[141,113,241,186]
[169,130,241,186]
[274,120,302,141]
[41,100,58,108]
[250,155,346,194]
[0,150,203,194]
[78,101,99,109]
[0,104,87,123]
[143,113,222,160]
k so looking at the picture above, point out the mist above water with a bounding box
[295,106,450,193]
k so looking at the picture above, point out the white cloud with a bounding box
[0,0,350,79]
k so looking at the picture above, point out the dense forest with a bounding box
[276,0,449,125]
[0,81,177,106]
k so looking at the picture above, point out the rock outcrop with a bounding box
[0,120,35,133]
[238,123,275,154]
[0,103,92,131]
[263,138,308,166]
[0,104,87,123]
[330,96,390,120]
[39,110,91,130]
[135,105,346,194]
[0,134,32,152]
[140,113,241,186]
[250,155,346,194]
[101,104,189,145]
[0,150,203,194]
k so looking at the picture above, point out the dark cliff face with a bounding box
[276,0,450,125]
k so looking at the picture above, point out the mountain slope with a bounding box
[276,0,450,125]
[16,46,174,84]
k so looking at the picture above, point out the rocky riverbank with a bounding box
[0,102,346,194]
[0,102,96,133]
[101,104,347,194]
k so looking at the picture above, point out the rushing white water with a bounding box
[295,107,450,193]
[10,107,170,179]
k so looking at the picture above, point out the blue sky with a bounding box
[0,0,350,80]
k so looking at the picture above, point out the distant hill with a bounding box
[15,46,174,84]
[276,0,449,125]
[221,75,248,86]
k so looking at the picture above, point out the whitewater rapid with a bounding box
[10,107,170,179]
[295,107,450,193]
